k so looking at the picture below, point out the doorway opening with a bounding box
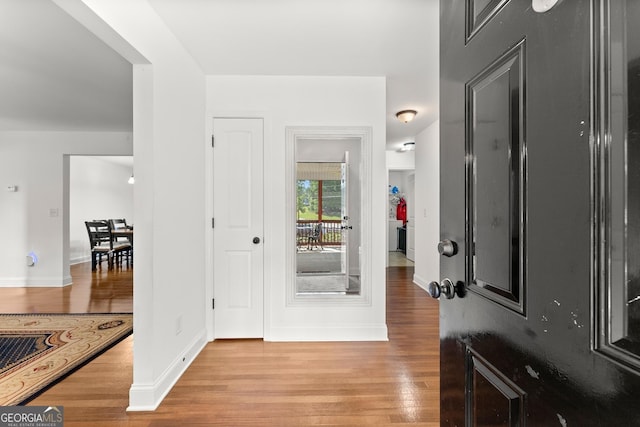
[388,169,415,267]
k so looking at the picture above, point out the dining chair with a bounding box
[85,220,132,270]
[85,220,113,270]
[307,222,323,250]
[109,218,131,240]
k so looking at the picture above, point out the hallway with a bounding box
[28,266,440,426]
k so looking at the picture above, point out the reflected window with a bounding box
[297,178,342,222]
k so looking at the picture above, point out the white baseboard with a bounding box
[412,273,430,294]
[0,275,73,287]
[70,256,90,265]
[127,331,207,411]
[266,324,388,342]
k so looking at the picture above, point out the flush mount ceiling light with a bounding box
[401,142,416,151]
[396,110,417,123]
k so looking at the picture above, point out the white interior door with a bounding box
[213,118,263,338]
[340,151,350,288]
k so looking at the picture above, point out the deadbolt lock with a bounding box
[437,239,458,257]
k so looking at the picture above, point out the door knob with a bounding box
[253,237,261,244]
[437,239,458,257]
[427,278,456,300]
[427,281,442,299]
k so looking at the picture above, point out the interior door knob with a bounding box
[253,237,260,244]
[437,239,458,257]
[427,278,456,300]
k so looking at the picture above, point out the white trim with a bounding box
[412,273,431,294]
[206,111,271,342]
[285,126,373,307]
[70,256,91,265]
[268,324,388,342]
[127,331,207,411]
[205,116,214,342]
[0,276,73,287]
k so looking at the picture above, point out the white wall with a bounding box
[413,121,440,290]
[389,171,413,199]
[389,170,412,222]
[63,0,208,411]
[69,156,133,264]
[0,131,132,287]
[207,75,387,342]
[386,150,415,170]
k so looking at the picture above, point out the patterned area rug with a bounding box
[0,313,133,406]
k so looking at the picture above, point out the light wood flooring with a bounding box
[388,251,415,267]
[0,262,133,314]
[4,264,440,426]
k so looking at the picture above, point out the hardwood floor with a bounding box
[0,262,133,314]
[21,265,440,426]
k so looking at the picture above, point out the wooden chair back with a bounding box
[85,220,111,249]
[109,218,129,230]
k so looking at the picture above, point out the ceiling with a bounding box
[0,0,439,150]
[0,0,133,132]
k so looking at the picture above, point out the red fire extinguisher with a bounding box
[396,197,407,224]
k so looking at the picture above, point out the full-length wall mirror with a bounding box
[285,127,372,304]
[295,140,361,295]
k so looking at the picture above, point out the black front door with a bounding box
[438,0,640,425]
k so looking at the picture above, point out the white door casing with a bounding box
[406,173,415,261]
[213,118,264,338]
[340,151,350,288]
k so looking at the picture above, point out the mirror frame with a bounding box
[285,126,372,306]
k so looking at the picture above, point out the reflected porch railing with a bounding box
[296,220,342,248]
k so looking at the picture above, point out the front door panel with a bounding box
[466,39,526,314]
[440,1,640,425]
[466,348,525,427]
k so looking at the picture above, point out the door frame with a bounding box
[406,172,416,261]
[386,166,415,267]
[205,112,270,341]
